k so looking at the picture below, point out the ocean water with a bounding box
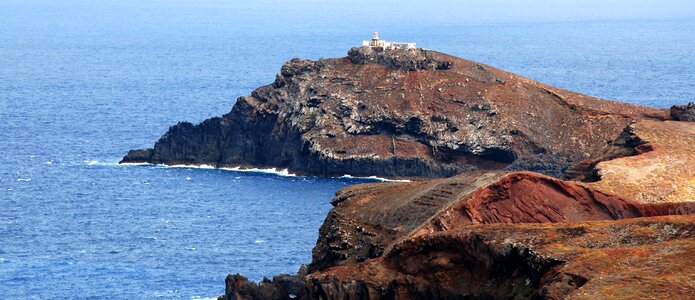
[1,0,694,298]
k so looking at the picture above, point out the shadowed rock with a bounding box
[221,272,305,300]
[671,102,695,121]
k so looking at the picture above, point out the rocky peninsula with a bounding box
[121,47,668,179]
[121,46,694,299]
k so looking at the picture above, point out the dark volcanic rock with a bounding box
[347,46,453,71]
[221,273,305,300]
[120,148,153,163]
[671,102,695,121]
[121,47,668,178]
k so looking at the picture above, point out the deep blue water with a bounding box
[1,0,694,298]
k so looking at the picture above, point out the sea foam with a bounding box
[339,174,411,183]
[120,162,410,182]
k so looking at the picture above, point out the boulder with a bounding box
[670,102,695,121]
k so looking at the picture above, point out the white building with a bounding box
[362,32,416,50]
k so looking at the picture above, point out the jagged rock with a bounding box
[670,102,695,121]
[347,46,453,71]
[120,48,668,178]
[221,273,304,300]
[120,148,153,163]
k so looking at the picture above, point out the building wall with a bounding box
[361,41,416,49]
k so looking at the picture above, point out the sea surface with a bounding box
[1,0,694,298]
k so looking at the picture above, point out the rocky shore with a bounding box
[120,46,694,299]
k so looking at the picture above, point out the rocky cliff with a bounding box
[219,119,694,300]
[121,47,667,178]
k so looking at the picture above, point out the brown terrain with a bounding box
[118,46,695,299]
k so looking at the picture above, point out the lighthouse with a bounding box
[370,31,382,47]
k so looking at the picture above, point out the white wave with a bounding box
[117,162,150,166]
[17,178,31,182]
[254,239,266,244]
[145,163,298,177]
[185,177,192,180]
[166,163,216,169]
[220,166,297,177]
[340,174,411,182]
[45,161,53,165]
[121,162,411,181]
[84,160,127,167]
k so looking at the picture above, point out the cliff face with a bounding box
[121,47,667,178]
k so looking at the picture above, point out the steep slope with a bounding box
[121,47,667,178]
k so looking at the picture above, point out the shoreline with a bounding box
[118,161,412,183]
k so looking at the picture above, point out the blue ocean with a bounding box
[1,0,694,298]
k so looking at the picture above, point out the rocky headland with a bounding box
[121,47,669,179]
[119,46,694,299]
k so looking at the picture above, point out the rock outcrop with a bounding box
[121,47,668,178]
[220,273,305,300]
[670,102,695,121]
